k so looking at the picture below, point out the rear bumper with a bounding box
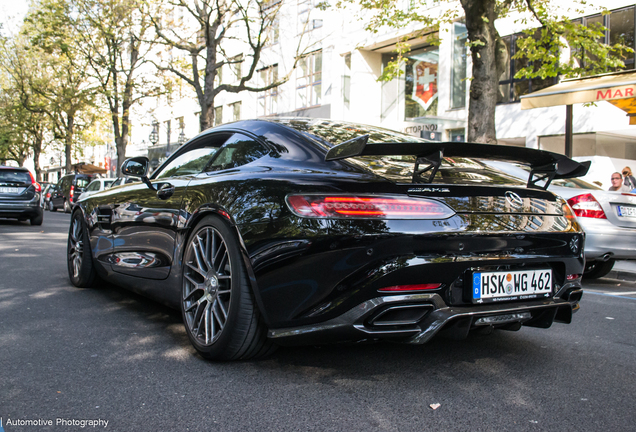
[0,197,42,219]
[268,286,583,346]
[579,218,636,260]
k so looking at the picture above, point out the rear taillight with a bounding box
[567,194,606,219]
[70,185,74,198]
[46,192,51,198]
[27,171,41,192]
[286,195,455,219]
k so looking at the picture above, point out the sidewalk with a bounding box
[606,260,636,282]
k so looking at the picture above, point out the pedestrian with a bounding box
[608,172,631,192]
[622,166,636,189]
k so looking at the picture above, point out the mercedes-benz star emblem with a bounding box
[505,191,524,209]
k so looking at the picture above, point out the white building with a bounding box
[127,0,636,188]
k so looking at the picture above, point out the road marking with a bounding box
[584,290,636,300]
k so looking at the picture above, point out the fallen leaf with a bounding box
[430,403,441,410]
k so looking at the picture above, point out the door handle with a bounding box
[157,183,175,200]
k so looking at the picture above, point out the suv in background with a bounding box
[50,174,94,213]
[0,166,43,225]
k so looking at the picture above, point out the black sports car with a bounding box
[68,118,588,360]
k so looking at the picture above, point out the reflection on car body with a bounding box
[67,118,588,361]
[484,160,636,279]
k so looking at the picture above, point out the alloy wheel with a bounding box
[183,226,232,346]
[68,216,84,278]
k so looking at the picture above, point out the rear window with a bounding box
[351,156,526,186]
[272,118,424,147]
[0,169,31,184]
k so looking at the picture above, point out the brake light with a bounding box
[46,192,51,198]
[27,171,41,192]
[378,284,441,292]
[70,185,74,198]
[567,194,606,219]
[286,195,455,219]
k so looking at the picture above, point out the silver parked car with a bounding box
[484,161,636,279]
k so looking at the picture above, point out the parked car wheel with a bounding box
[583,259,615,279]
[67,210,98,287]
[63,200,71,213]
[181,216,275,360]
[30,213,43,226]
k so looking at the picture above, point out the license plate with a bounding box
[617,205,636,218]
[472,269,552,303]
[0,187,19,194]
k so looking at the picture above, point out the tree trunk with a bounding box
[33,136,42,181]
[461,0,499,144]
[115,135,126,177]
[65,115,74,173]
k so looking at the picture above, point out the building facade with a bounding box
[126,0,636,187]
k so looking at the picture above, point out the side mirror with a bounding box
[121,157,149,177]
[121,156,156,191]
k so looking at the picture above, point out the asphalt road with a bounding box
[1,211,635,432]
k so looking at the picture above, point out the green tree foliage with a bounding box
[344,0,633,144]
[14,0,96,173]
[69,0,164,176]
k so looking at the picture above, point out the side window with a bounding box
[154,134,232,179]
[206,133,267,172]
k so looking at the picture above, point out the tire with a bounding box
[67,210,98,288]
[181,215,276,361]
[30,213,43,226]
[64,200,71,213]
[583,259,615,280]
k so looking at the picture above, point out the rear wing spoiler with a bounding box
[324,135,591,190]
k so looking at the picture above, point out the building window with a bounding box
[451,21,468,109]
[497,32,559,104]
[298,0,311,29]
[214,106,223,126]
[267,16,279,45]
[230,102,241,121]
[498,5,636,104]
[258,65,278,116]
[230,55,243,81]
[343,53,351,109]
[296,50,322,109]
[448,128,465,142]
[404,45,439,119]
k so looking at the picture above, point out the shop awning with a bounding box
[72,163,107,175]
[520,70,636,124]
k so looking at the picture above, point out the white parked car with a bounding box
[77,178,114,200]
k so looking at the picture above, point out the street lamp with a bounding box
[149,120,159,145]
[177,117,187,146]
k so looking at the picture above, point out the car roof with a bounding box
[0,165,28,171]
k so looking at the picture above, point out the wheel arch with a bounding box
[180,206,271,326]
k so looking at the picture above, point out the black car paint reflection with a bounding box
[72,119,586,358]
